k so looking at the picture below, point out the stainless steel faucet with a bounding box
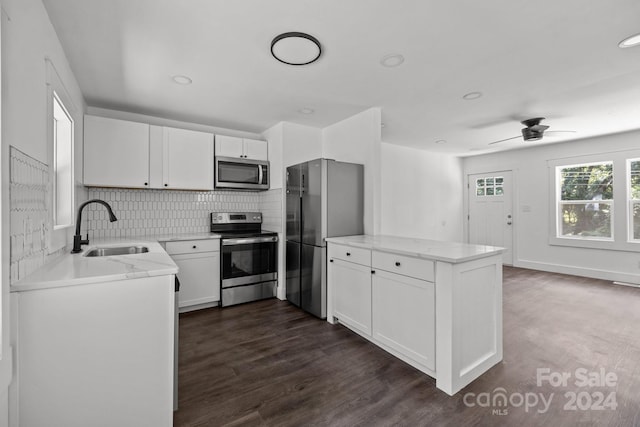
[71,199,118,253]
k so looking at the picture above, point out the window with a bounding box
[557,162,613,240]
[46,58,76,252]
[549,150,640,251]
[629,159,640,241]
[53,92,73,228]
[475,176,504,197]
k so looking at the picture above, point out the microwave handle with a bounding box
[258,164,264,184]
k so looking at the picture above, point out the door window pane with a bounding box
[475,176,505,197]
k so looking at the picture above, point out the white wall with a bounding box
[262,121,322,299]
[1,0,87,424]
[322,108,382,235]
[282,122,323,168]
[463,130,640,283]
[380,143,463,241]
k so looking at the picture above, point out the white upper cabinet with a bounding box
[162,127,214,190]
[215,134,268,160]
[243,138,268,160]
[84,115,150,188]
[214,135,243,158]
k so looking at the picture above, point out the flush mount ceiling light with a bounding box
[435,139,447,144]
[380,54,405,68]
[462,91,483,100]
[271,32,322,65]
[172,75,192,85]
[619,32,640,48]
[298,107,315,114]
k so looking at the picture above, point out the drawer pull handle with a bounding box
[192,245,197,249]
[371,270,376,274]
[346,252,351,256]
[395,261,401,267]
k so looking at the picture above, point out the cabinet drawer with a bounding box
[165,239,220,255]
[329,244,370,266]
[372,251,434,282]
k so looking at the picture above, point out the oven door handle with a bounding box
[222,236,278,245]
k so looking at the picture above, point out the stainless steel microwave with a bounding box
[214,156,269,191]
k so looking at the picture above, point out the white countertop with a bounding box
[152,231,222,242]
[325,235,504,263]
[11,238,179,292]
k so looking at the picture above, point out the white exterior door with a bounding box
[468,171,514,265]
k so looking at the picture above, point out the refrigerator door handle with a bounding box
[302,173,305,194]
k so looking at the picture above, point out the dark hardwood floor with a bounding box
[174,267,640,426]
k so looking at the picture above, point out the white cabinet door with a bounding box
[372,269,435,371]
[16,275,174,426]
[84,115,150,188]
[215,135,268,160]
[243,138,268,160]
[163,127,214,190]
[173,252,220,308]
[215,134,243,158]
[330,258,372,336]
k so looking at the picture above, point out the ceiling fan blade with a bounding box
[544,130,576,136]
[488,135,521,145]
[529,124,550,132]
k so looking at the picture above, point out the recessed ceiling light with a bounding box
[381,123,386,128]
[380,54,405,68]
[271,32,322,66]
[298,107,315,114]
[619,32,640,48]
[435,139,447,144]
[172,75,192,85]
[462,91,482,100]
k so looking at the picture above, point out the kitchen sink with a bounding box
[84,245,149,257]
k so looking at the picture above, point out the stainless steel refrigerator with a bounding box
[286,158,364,318]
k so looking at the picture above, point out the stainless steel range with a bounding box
[210,212,278,307]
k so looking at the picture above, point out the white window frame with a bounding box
[549,150,640,252]
[628,158,640,242]
[46,58,77,252]
[52,91,74,229]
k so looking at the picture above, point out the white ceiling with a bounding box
[42,0,640,155]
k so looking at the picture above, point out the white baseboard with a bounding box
[514,259,640,285]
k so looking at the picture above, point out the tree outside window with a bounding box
[557,162,613,239]
[630,160,640,241]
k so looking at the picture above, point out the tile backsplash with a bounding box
[9,147,62,283]
[260,188,283,233]
[85,187,283,238]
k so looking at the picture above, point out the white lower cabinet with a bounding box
[372,269,435,371]
[14,275,175,427]
[330,258,372,337]
[165,239,220,311]
[329,243,436,375]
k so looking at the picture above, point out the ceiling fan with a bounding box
[488,117,575,145]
